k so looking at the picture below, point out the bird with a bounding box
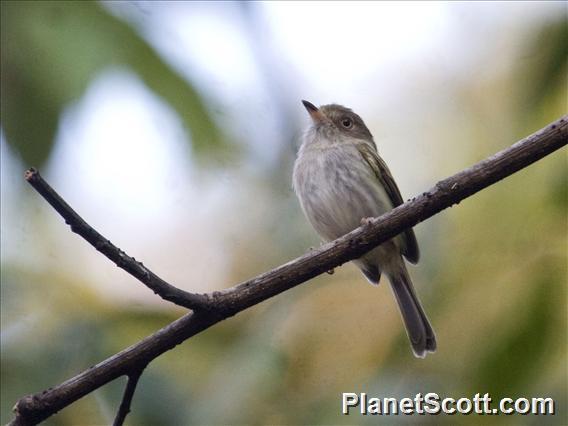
[293,100,436,358]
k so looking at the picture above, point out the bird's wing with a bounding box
[357,141,420,264]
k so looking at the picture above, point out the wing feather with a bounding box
[357,142,420,264]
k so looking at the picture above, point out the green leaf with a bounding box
[1,1,229,167]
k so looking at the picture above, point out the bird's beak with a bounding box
[302,100,326,124]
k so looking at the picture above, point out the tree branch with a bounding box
[24,168,212,311]
[11,116,567,425]
[113,366,146,426]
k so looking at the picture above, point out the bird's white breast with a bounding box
[293,139,392,242]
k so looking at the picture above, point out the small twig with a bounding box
[113,366,146,426]
[24,168,212,311]
[11,115,567,425]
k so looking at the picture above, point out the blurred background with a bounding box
[1,1,566,424]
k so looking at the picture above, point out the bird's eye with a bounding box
[341,117,353,129]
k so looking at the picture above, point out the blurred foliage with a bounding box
[1,2,567,426]
[0,0,230,168]
[517,18,568,115]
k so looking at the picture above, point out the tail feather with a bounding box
[389,268,436,358]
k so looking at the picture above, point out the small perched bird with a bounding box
[293,100,436,358]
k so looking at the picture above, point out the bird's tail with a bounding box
[389,267,436,358]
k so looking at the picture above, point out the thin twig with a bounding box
[113,366,146,426]
[24,168,212,311]
[11,116,568,425]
